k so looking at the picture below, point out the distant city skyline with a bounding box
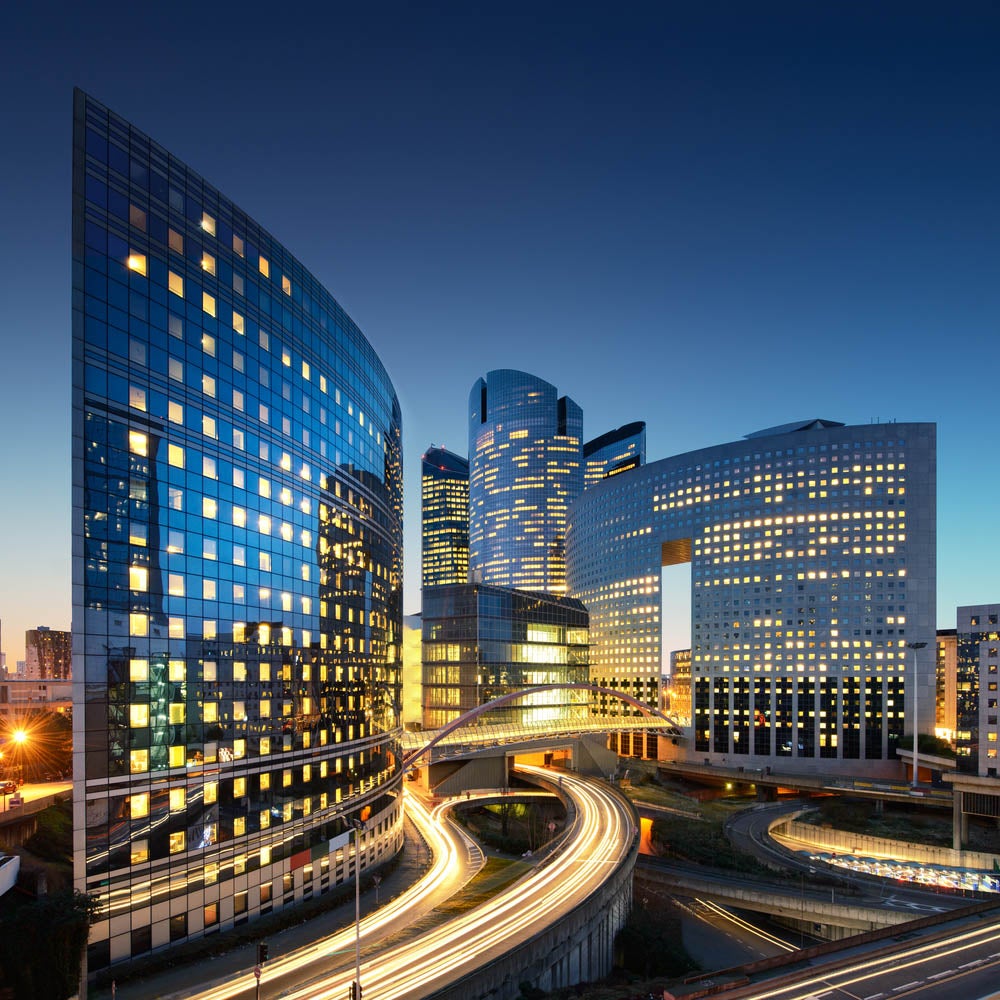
[3,5,1000,662]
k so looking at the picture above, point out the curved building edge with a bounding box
[71,89,404,970]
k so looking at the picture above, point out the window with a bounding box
[168,574,185,596]
[259,255,269,277]
[202,333,216,356]
[201,252,216,275]
[129,793,149,819]
[130,749,148,773]
[168,271,184,297]
[169,228,184,253]
[129,204,146,230]
[129,659,148,682]
[203,580,217,600]
[168,401,183,424]
[130,613,148,637]
[127,252,147,276]
[233,311,245,335]
[131,838,149,863]
[282,275,291,295]
[129,386,146,411]
[168,444,184,468]
[129,566,148,591]
[203,374,216,397]
[202,291,216,317]
[203,497,218,519]
[203,418,217,442]
[169,787,186,811]
[203,538,217,560]
[201,212,216,235]
[169,831,186,854]
[233,233,244,256]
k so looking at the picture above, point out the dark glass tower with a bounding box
[421,446,469,588]
[72,91,403,969]
[583,421,646,488]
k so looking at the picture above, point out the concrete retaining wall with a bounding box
[774,817,1000,872]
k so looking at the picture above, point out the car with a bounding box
[0,781,17,795]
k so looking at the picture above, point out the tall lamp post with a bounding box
[907,641,927,788]
[348,817,367,1000]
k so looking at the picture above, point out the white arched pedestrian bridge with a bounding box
[400,683,685,768]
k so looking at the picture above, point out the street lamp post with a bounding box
[907,641,927,788]
[349,818,367,1000]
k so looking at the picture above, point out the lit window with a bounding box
[168,574,185,597]
[169,660,184,682]
[129,566,148,591]
[232,234,244,256]
[127,252,147,276]
[168,617,185,638]
[203,620,217,639]
[259,552,272,572]
[168,444,184,468]
[129,386,146,411]
[170,787,186,812]
[169,745,185,767]
[259,477,271,498]
[129,659,148,682]
[203,580,216,600]
[129,430,148,456]
[204,781,218,804]
[302,361,310,380]
[233,350,244,372]
[232,388,244,411]
[129,204,147,230]
[201,252,216,275]
[130,704,149,728]
[282,274,291,295]
[233,311,245,335]
[169,228,184,253]
[202,333,216,356]
[259,403,268,424]
[130,751,148,775]
[233,506,246,527]
[169,831,186,854]
[203,374,216,397]
[203,417,217,441]
[130,613,148,636]
[258,514,271,535]
[203,702,218,723]
[201,212,216,235]
[203,292,216,317]
[169,357,183,381]
[203,497,218,519]
[169,703,185,724]
[130,523,147,547]
[203,538,217,560]
[259,255,269,277]
[168,271,184,297]
[130,793,150,819]
[166,530,184,554]
[282,348,291,367]
[234,545,246,566]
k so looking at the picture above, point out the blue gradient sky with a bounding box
[1,3,997,663]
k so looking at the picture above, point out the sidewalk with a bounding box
[92,815,432,1000]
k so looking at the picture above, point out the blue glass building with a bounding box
[71,91,404,968]
[468,370,583,594]
[583,421,646,488]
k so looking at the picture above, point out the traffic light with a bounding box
[258,942,269,964]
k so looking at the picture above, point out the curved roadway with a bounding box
[176,768,635,1000]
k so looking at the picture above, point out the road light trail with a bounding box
[172,789,481,1000]
[277,766,635,1000]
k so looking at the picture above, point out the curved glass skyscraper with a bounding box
[468,370,583,594]
[72,91,403,969]
[567,419,936,776]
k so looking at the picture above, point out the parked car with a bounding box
[0,781,17,795]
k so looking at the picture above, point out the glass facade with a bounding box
[566,419,936,777]
[583,421,646,488]
[955,604,1000,776]
[422,584,589,730]
[421,446,469,588]
[71,90,404,969]
[468,370,583,594]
